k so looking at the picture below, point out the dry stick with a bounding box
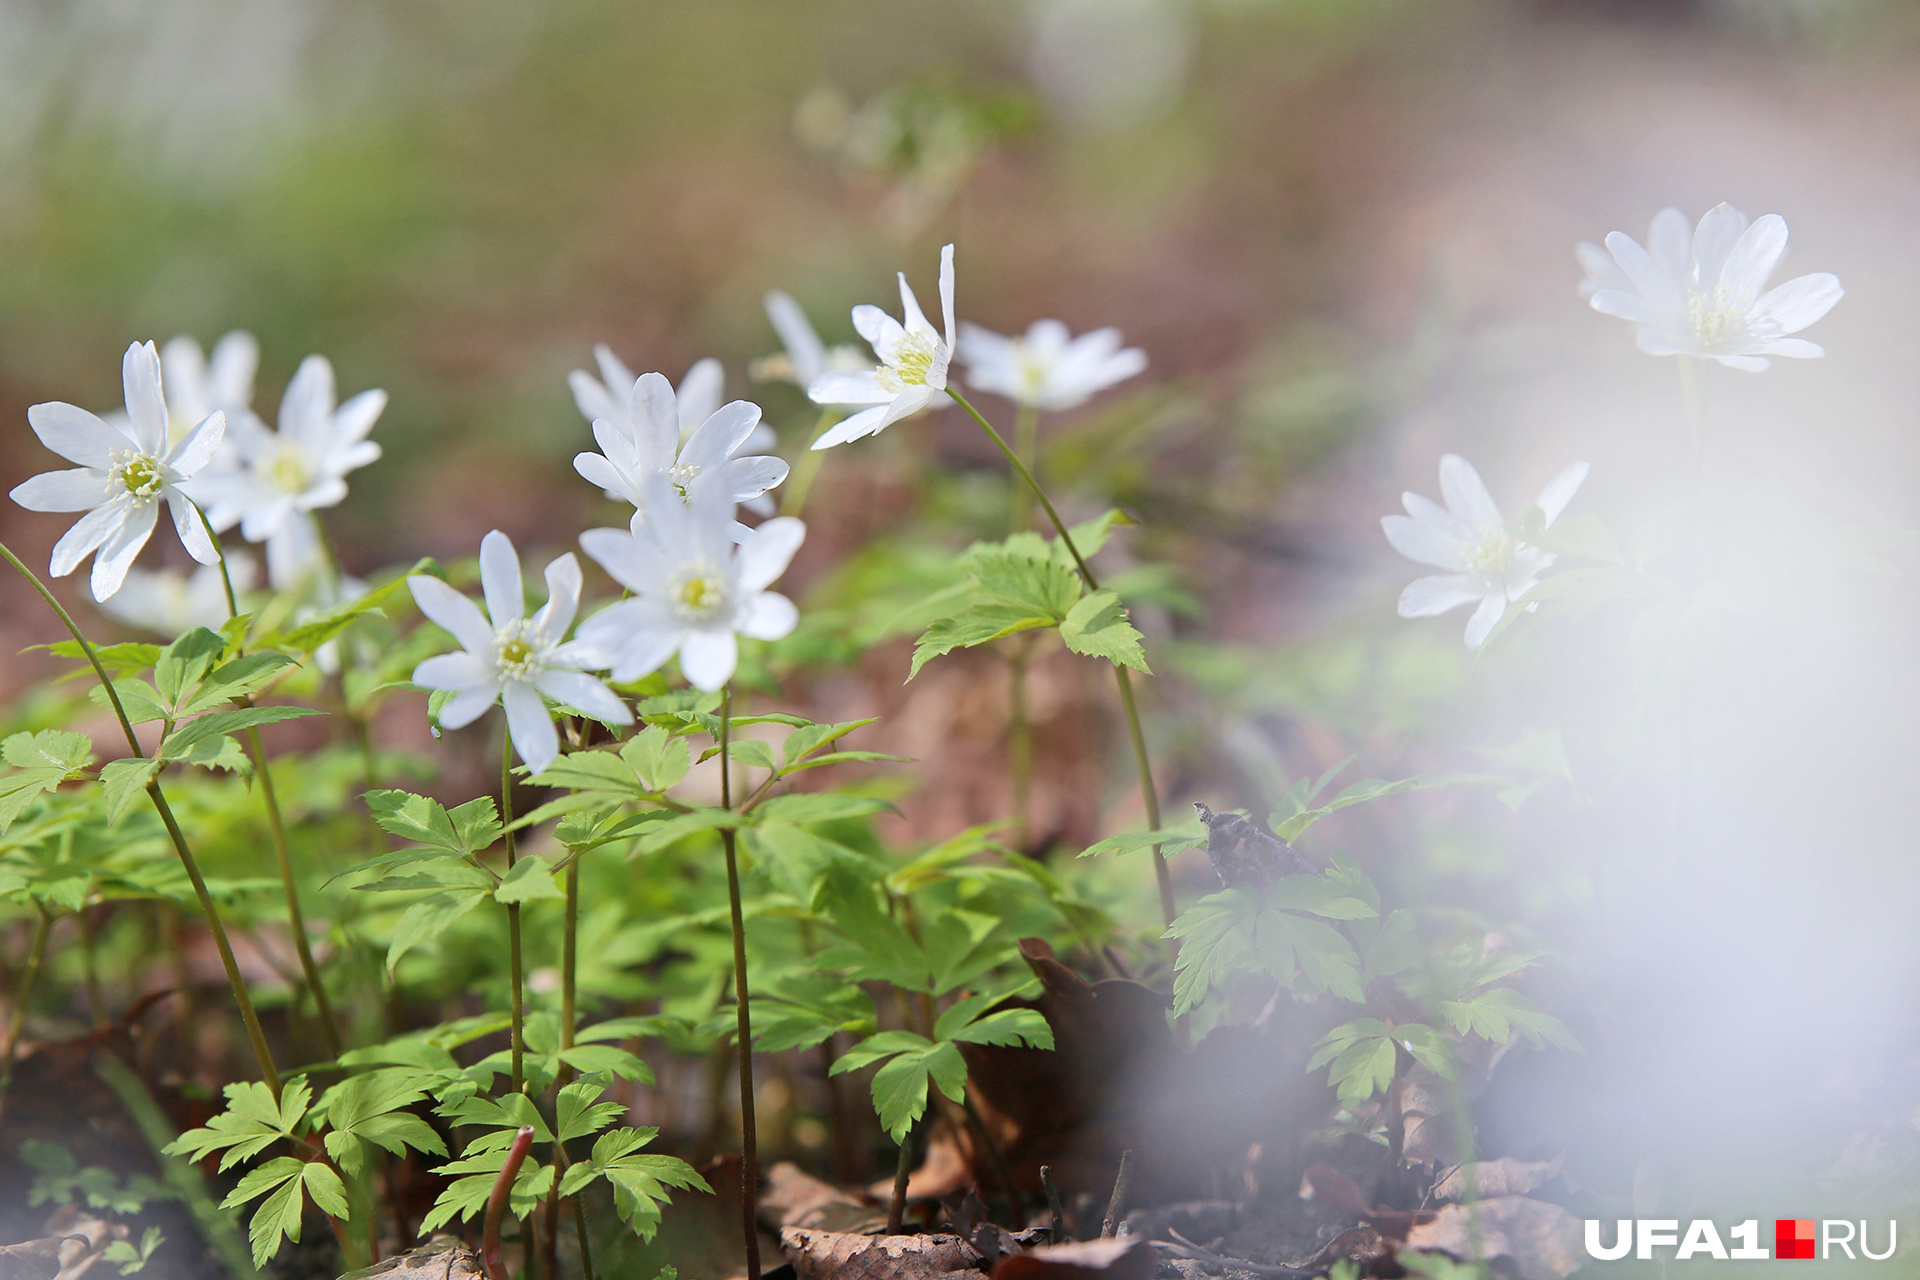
[0,541,283,1100]
[1040,1163,1068,1243]
[483,1125,536,1280]
[1100,1149,1134,1238]
[948,393,1177,933]
[718,686,763,1280]
[205,523,345,1058]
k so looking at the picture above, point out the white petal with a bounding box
[27,403,131,469]
[808,369,889,407]
[169,492,218,565]
[577,599,683,683]
[569,368,621,426]
[208,331,259,406]
[1752,337,1824,359]
[167,411,226,477]
[162,336,209,417]
[1690,202,1749,289]
[279,356,337,451]
[579,526,665,596]
[680,401,761,468]
[1716,213,1788,301]
[91,503,159,601]
[502,681,559,775]
[594,346,637,400]
[1709,353,1770,372]
[1534,462,1589,526]
[676,358,724,430]
[1463,593,1506,650]
[1603,232,1683,313]
[766,290,826,386]
[869,385,935,434]
[717,455,789,502]
[1751,272,1843,334]
[632,371,681,464]
[1634,328,1694,358]
[439,681,503,731]
[1588,288,1654,324]
[479,530,523,626]
[1437,454,1500,526]
[1647,207,1693,279]
[811,405,889,449]
[679,629,738,691]
[409,576,496,654]
[1397,574,1484,618]
[738,591,798,640]
[937,243,956,347]
[532,668,632,724]
[533,552,582,641]
[50,503,125,578]
[414,651,494,691]
[736,516,805,592]
[851,304,892,347]
[11,468,106,512]
[898,272,931,336]
[122,342,169,454]
[1382,513,1466,571]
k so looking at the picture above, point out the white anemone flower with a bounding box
[160,331,260,446]
[956,318,1147,411]
[577,473,804,691]
[1585,202,1843,371]
[10,342,226,601]
[408,531,631,775]
[806,243,956,450]
[573,372,788,530]
[751,290,873,388]
[191,355,386,587]
[98,556,257,636]
[1382,454,1589,651]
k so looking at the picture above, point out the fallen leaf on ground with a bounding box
[0,1238,84,1280]
[1432,1155,1563,1202]
[992,1236,1156,1279]
[1403,1196,1585,1280]
[780,1228,982,1280]
[761,1160,886,1233]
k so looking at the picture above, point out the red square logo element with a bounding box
[1775,1220,1816,1259]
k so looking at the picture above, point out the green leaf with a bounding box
[301,1162,349,1219]
[265,562,427,653]
[494,858,565,904]
[556,1079,627,1143]
[99,759,161,824]
[871,1041,968,1142]
[90,679,168,724]
[1166,884,1370,1015]
[566,1127,709,1241]
[175,652,300,718]
[699,738,776,772]
[909,604,1054,679]
[972,548,1081,620]
[386,889,490,975]
[780,718,879,768]
[753,793,896,826]
[0,730,93,833]
[945,1007,1053,1051]
[160,705,321,761]
[221,1158,307,1267]
[1059,509,1134,563]
[1077,821,1207,859]
[154,629,228,710]
[1271,774,1427,842]
[1059,591,1149,672]
[365,791,501,856]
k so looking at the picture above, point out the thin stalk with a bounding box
[543,859,580,1280]
[502,737,524,1094]
[483,1125,536,1280]
[76,899,107,1031]
[0,541,282,1100]
[887,1116,917,1234]
[719,686,762,1280]
[1008,641,1033,852]
[2,904,53,1109]
[947,392,1175,930]
[780,409,843,516]
[206,524,343,1057]
[1010,401,1039,533]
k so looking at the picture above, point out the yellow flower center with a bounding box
[671,567,727,623]
[108,451,166,504]
[1687,284,1745,346]
[494,626,539,677]
[268,446,311,495]
[1465,526,1516,580]
[666,461,701,500]
[875,332,939,393]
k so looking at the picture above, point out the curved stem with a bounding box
[719,686,762,1280]
[0,541,283,1099]
[779,409,843,517]
[502,736,524,1094]
[483,1125,536,1280]
[1,903,53,1119]
[947,392,1176,930]
[1010,401,1039,534]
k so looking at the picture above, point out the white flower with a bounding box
[573,371,788,529]
[10,341,226,601]
[1382,454,1589,651]
[408,531,631,775]
[577,474,804,691]
[751,290,872,388]
[806,243,956,449]
[191,355,385,586]
[956,318,1146,410]
[159,331,260,447]
[98,556,257,636]
[1585,202,1843,371]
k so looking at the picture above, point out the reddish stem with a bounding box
[484,1126,536,1280]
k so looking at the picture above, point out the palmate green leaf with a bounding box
[556,1078,627,1143]
[971,547,1081,620]
[494,857,565,904]
[781,718,879,768]
[45,639,161,676]
[745,974,876,1052]
[536,727,691,799]
[160,706,320,762]
[175,652,300,718]
[0,730,92,835]
[1439,987,1580,1052]
[386,888,490,975]
[945,1007,1052,1051]
[365,791,501,856]
[166,731,253,776]
[154,629,228,710]
[220,1158,305,1267]
[91,679,169,724]
[1166,884,1372,1016]
[909,604,1054,679]
[314,1070,447,1177]
[829,1031,971,1141]
[1059,591,1149,672]
[421,1136,556,1233]
[98,759,161,824]
[558,1127,709,1241]
[698,738,777,772]
[1076,821,1207,859]
[165,1079,312,1171]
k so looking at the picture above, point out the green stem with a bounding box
[502,736,524,1094]
[780,409,843,517]
[0,540,283,1100]
[1010,400,1038,533]
[1008,644,1033,852]
[76,896,107,1031]
[1,904,53,1112]
[947,391,1175,930]
[719,686,762,1280]
[205,526,343,1058]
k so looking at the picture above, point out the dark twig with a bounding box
[1158,1230,1315,1277]
[887,1116,917,1234]
[1101,1150,1134,1237]
[483,1126,535,1280]
[1041,1164,1068,1243]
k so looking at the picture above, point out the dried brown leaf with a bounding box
[780,1228,982,1280]
[992,1236,1156,1280]
[761,1161,885,1233]
[1431,1155,1563,1202]
[1403,1196,1585,1280]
